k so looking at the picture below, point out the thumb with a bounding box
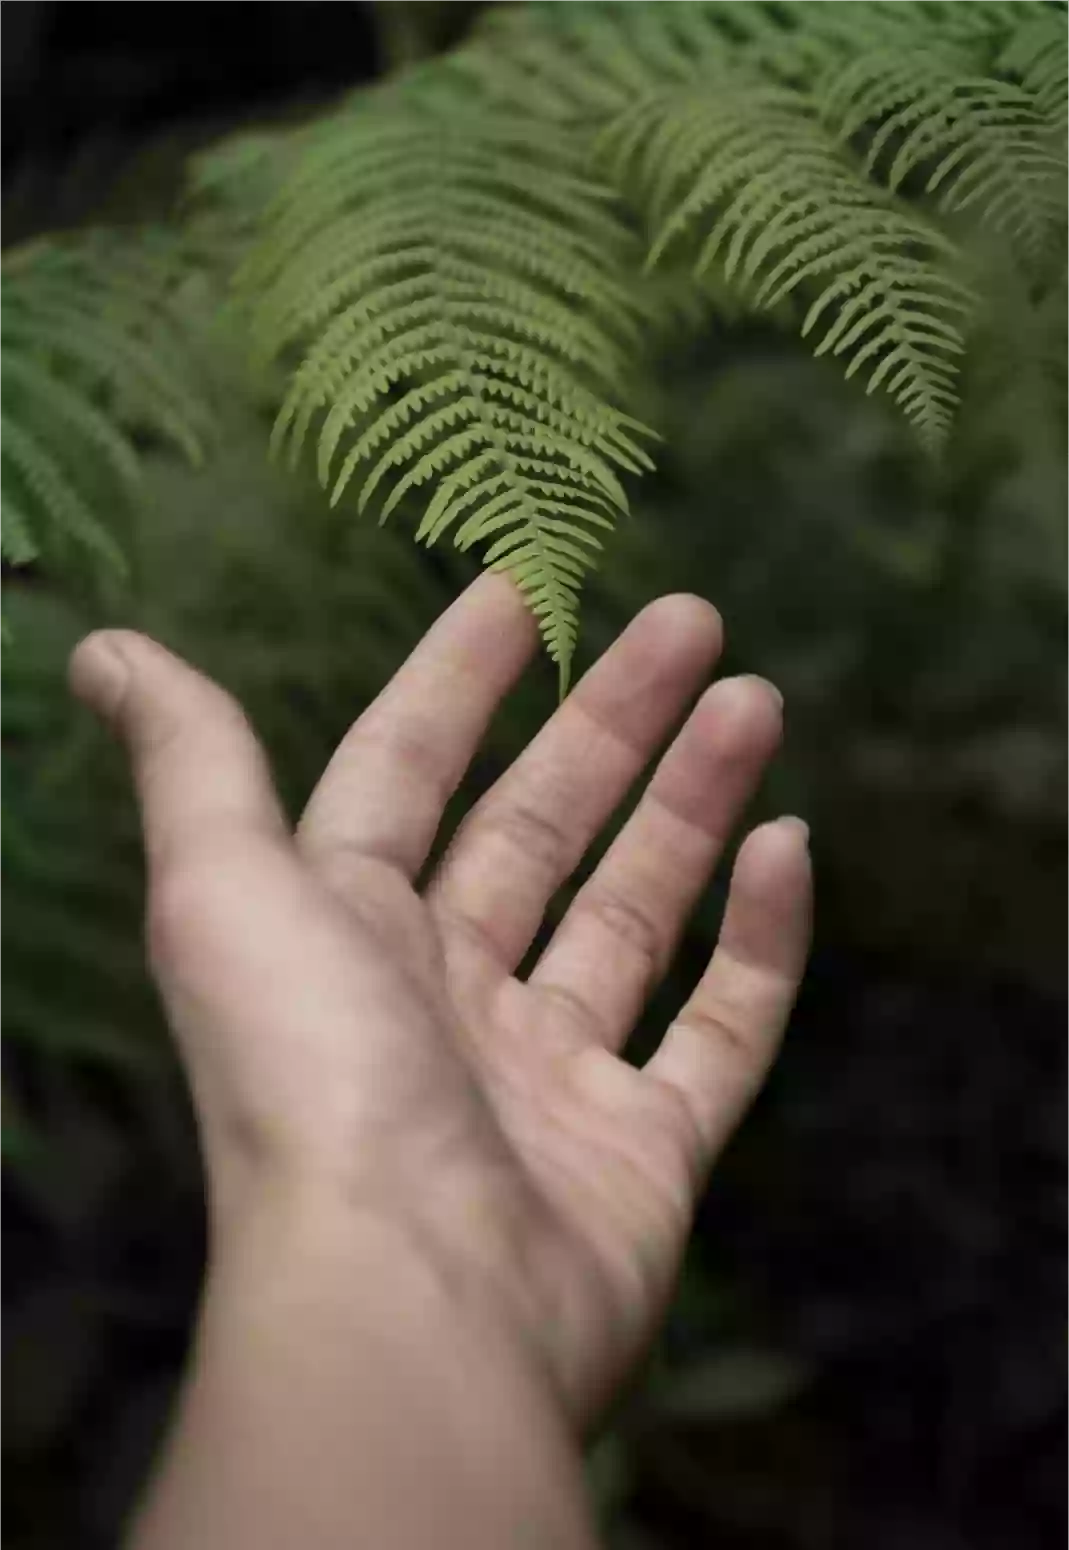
[69,630,288,869]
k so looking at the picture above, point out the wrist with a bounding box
[207,1167,569,1418]
[204,1138,592,1415]
[145,1177,599,1550]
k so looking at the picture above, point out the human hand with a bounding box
[71,575,810,1434]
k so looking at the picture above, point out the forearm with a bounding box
[129,1193,599,1550]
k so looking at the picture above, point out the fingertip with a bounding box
[69,630,136,722]
[701,673,784,719]
[442,568,542,670]
[734,815,811,886]
[471,567,541,630]
[640,592,724,663]
[770,814,809,848]
[580,592,723,712]
[724,816,813,975]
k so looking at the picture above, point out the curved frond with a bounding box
[3,244,210,464]
[450,2,797,120]
[248,97,653,690]
[603,82,975,447]
[1,416,126,573]
[1,234,212,583]
[185,0,1063,670]
[821,47,1066,262]
[0,496,39,567]
[998,9,1069,126]
[454,2,1054,117]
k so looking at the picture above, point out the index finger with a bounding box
[298,571,539,882]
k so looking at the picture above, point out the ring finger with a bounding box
[528,674,783,1050]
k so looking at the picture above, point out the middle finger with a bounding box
[426,594,722,979]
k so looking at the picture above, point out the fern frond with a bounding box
[456,2,1050,118]
[784,0,1049,52]
[821,47,1065,262]
[1037,265,1068,410]
[4,247,209,464]
[998,9,1069,125]
[2,352,141,493]
[199,0,1062,670]
[187,128,300,221]
[248,97,653,689]
[1,234,212,583]
[450,2,811,120]
[603,82,975,448]
[0,496,39,567]
[1,416,126,573]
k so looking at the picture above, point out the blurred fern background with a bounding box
[2,5,1065,1549]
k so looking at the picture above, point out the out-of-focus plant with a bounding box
[2,1,1065,684]
[0,233,215,593]
[368,0,488,72]
[5,323,1064,1547]
[3,7,1065,1546]
[232,0,1065,684]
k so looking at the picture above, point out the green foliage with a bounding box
[1,233,213,589]
[230,0,1064,676]
[600,79,974,448]
[4,318,1064,1544]
[369,0,487,72]
[243,96,653,689]
[2,16,1064,1539]
[2,0,1065,680]
[819,43,1065,263]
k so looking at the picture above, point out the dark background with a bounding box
[3,6,1066,1549]
[2,3,377,165]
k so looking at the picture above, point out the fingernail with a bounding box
[777,815,810,846]
[69,633,130,721]
[742,674,783,709]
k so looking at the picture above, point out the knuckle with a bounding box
[577,886,664,976]
[539,981,608,1045]
[138,668,249,761]
[355,714,453,808]
[679,999,756,1067]
[465,796,570,872]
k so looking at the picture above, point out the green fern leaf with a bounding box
[0,497,39,567]
[8,233,214,447]
[603,81,975,448]
[1,416,126,574]
[451,1,799,121]
[248,97,653,690]
[821,47,1065,262]
[1,235,212,589]
[1037,266,1069,412]
[998,9,1069,126]
[2,352,142,495]
[455,1,1026,118]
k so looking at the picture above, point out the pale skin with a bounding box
[70,573,812,1550]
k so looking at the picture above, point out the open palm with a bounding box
[72,574,810,1429]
